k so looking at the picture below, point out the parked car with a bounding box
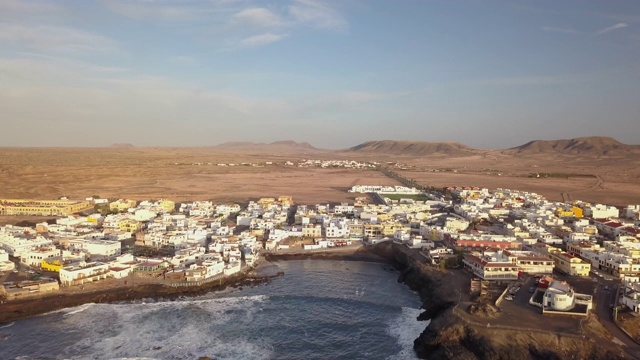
[504,295,514,301]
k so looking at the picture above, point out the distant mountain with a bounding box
[348,140,477,157]
[109,143,135,148]
[214,140,318,152]
[215,141,259,148]
[268,140,316,150]
[505,136,640,157]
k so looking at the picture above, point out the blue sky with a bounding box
[1,0,639,149]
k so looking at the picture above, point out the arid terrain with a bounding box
[0,146,399,205]
[1,136,639,206]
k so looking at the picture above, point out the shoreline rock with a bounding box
[0,269,278,325]
[367,242,630,360]
[1,243,634,359]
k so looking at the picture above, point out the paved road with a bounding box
[592,275,640,359]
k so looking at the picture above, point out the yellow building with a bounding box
[258,198,276,206]
[302,225,322,238]
[0,199,91,216]
[158,199,175,213]
[348,224,365,239]
[364,224,383,238]
[382,222,410,236]
[110,199,137,212]
[251,229,265,237]
[555,207,583,218]
[548,249,591,276]
[278,196,294,206]
[118,219,142,232]
[572,207,584,218]
[41,258,63,272]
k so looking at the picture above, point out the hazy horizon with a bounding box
[1,135,639,151]
[2,1,639,149]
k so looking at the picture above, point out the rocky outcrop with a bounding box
[416,317,626,360]
[0,270,270,325]
[367,242,629,360]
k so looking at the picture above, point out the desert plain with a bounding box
[0,138,639,210]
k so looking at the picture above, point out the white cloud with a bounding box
[0,24,119,53]
[238,33,288,48]
[0,0,63,20]
[0,57,297,146]
[101,0,230,23]
[288,0,348,31]
[231,7,284,27]
[596,22,628,35]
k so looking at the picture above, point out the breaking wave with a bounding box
[59,295,272,360]
[386,307,430,360]
[5,260,424,360]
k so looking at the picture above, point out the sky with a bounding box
[1,0,639,149]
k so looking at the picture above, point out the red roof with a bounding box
[109,267,129,271]
[605,222,624,228]
[484,263,518,268]
[622,227,640,235]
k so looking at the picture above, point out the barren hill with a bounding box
[505,136,640,157]
[348,140,477,157]
[109,143,135,148]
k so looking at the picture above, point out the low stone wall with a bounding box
[495,285,509,307]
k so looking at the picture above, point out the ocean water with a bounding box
[0,260,427,360]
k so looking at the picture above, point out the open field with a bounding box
[0,148,399,204]
[390,153,640,206]
[1,147,639,207]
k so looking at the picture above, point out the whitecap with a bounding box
[57,295,273,360]
[64,304,95,316]
[0,322,14,329]
[386,307,429,360]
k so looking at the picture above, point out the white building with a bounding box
[224,261,241,275]
[24,246,61,267]
[543,281,575,311]
[586,204,620,219]
[463,253,519,281]
[217,204,241,215]
[59,262,110,286]
[68,239,121,257]
[625,205,640,220]
[0,248,15,271]
[0,234,53,258]
[622,282,640,313]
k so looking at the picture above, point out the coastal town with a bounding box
[1,183,640,346]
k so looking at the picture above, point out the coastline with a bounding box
[2,243,635,359]
[0,246,370,325]
[0,268,275,325]
[366,242,633,360]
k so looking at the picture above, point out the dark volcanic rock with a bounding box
[367,242,630,360]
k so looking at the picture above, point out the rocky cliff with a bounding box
[368,242,629,360]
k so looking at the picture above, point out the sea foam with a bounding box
[386,307,429,360]
[58,295,273,360]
